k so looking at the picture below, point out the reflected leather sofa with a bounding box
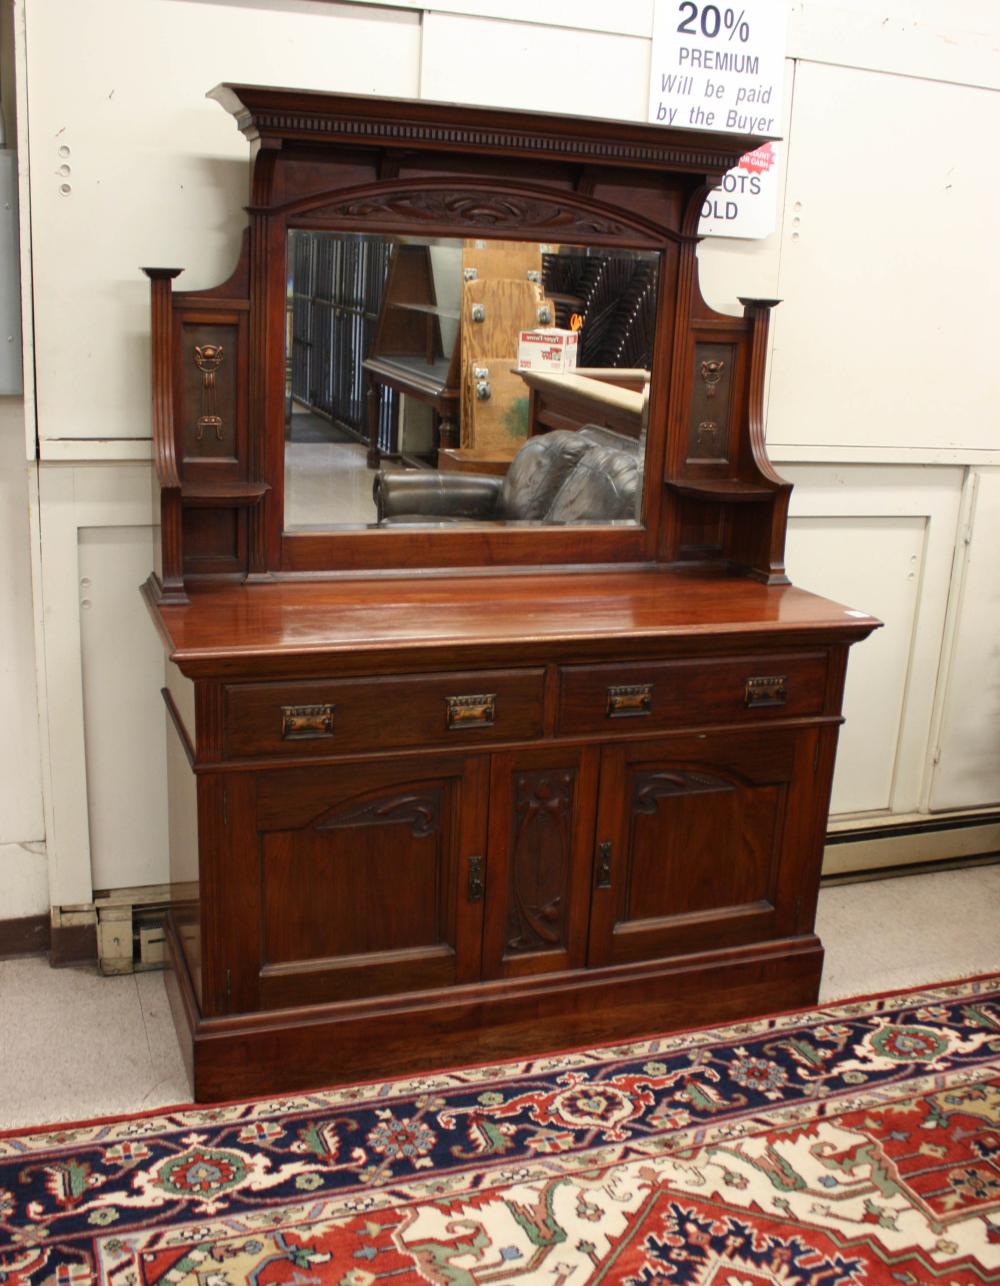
[374,427,642,525]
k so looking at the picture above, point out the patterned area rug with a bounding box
[2,976,1000,1284]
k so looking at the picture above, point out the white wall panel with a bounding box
[0,398,43,845]
[789,515,924,815]
[930,469,1000,811]
[0,842,47,919]
[784,465,963,819]
[420,12,650,120]
[36,462,159,905]
[300,0,655,36]
[78,527,169,891]
[789,0,1000,91]
[25,0,421,449]
[768,62,1000,454]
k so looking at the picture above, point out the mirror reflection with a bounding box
[285,232,659,531]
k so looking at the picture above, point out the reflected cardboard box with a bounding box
[517,328,579,373]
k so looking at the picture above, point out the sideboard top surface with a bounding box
[146,569,879,678]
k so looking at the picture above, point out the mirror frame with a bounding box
[264,188,680,574]
[145,87,778,598]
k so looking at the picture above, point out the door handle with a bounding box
[467,854,484,903]
[596,841,612,889]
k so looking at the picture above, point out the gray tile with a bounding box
[135,969,191,1109]
[815,864,1000,1001]
[0,959,183,1130]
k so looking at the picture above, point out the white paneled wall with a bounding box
[768,62,1000,455]
[24,0,422,452]
[930,470,1000,811]
[78,527,169,891]
[3,0,996,913]
[784,466,964,819]
[0,397,45,917]
[419,13,650,118]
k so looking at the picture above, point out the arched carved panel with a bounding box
[624,763,778,926]
[506,769,575,955]
[632,769,733,815]
[314,788,441,838]
[274,178,678,250]
[263,783,448,971]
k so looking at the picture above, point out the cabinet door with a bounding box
[481,746,599,979]
[588,729,808,968]
[250,754,488,1009]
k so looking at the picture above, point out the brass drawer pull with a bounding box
[281,703,335,739]
[744,676,787,708]
[607,684,653,718]
[446,693,496,730]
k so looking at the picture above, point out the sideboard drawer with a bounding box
[558,652,828,735]
[225,668,545,758]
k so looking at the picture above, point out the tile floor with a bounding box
[1,863,997,1132]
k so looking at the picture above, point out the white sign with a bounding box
[647,1,788,239]
[700,141,781,238]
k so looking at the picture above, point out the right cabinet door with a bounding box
[587,727,814,967]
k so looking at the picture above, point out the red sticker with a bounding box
[738,142,776,175]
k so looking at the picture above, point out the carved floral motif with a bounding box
[323,190,627,238]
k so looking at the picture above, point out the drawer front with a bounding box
[558,652,828,735]
[226,668,545,758]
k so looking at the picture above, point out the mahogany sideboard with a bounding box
[142,85,879,1101]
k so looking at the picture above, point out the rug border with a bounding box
[2,967,998,1142]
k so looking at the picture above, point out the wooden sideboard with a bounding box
[149,570,874,1101]
[142,86,878,1101]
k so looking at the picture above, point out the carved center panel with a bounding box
[505,769,575,956]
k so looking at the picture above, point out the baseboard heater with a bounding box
[823,812,1000,879]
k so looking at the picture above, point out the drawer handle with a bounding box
[607,684,653,718]
[446,693,496,730]
[281,703,335,739]
[744,676,787,708]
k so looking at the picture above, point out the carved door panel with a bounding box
[252,754,488,1009]
[481,746,599,979]
[587,729,806,968]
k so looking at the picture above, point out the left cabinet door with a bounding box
[229,753,489,1012]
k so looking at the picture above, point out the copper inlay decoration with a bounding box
[700,358,725,398]
[193,344,225,441]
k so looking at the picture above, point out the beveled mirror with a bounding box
[283,231,658,534]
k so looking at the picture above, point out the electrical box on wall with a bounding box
[0,150,23,394]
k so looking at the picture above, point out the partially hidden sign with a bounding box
[647,1,788,239]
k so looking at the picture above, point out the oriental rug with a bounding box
[2,975,1000,1284]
